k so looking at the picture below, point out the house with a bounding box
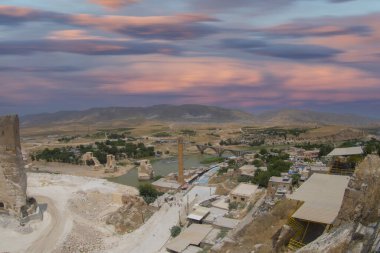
[229,183,258,203]
[303,149,320,160]
[309,164,329,175]
[238,165,256,177]
[267,175,293,197]
[286,173,350,250]
[187,206,210,223]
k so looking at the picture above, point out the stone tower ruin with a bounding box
[0,115,28,217]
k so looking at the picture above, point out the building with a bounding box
[327,147,364,176]
[166,224,213,253]
[327,147,364,157]
[286,173,350,250]
[187,206,210,223]
[238,165,256,177]
[267,175,293,197]
[303,149,320,160]
[309,164,329,175]
[229,183,258,203]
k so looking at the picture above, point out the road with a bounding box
[26,196,69,253]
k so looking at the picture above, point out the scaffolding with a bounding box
[287,217,306,251]
[329,160,356,176]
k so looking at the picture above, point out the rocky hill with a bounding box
[20,105,379,127]
[256,109,379,127]
[20,104,254,126]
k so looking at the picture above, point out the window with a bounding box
[0,202,4,208]
[241,198,245,202]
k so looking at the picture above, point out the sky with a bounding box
[0,0,380,117]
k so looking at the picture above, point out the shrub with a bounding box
[138,183,160,204]
[170,226,181,237]
[229,201,239,210]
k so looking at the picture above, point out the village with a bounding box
[1,114,380,253]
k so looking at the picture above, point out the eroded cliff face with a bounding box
[335,155,380,226]
[0,115,27,217]
[298,155,380,253]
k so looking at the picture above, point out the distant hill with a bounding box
[20,106,379,127]
[255,109,379,127]
[20,104,255,127]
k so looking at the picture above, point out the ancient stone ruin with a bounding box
[138,160,154,180]
[82,152,102,170]
[0,115,37,220]
[104,154,118,173]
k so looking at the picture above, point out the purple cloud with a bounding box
[0,40,180,55]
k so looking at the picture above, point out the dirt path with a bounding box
[26,196,69,253]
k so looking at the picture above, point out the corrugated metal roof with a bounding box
[166,224,213,253]
[327,147,363,157]
[288,173,350,224]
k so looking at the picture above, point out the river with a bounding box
[107,154,213,187]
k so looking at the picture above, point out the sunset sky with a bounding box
[0,0,380,117]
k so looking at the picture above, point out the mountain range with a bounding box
[20,104,379,127]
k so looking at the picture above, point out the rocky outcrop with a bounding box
[335,155,380,226]
[297,155,380,253]
[106,195,155,234]
[272,225,295,251]
[0,115,27,217]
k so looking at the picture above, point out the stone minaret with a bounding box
[0,115,27,217]
[177,136,185,185]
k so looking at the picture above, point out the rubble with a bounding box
[106,195,156,234]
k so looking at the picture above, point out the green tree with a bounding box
[260,148,268,156]
[170,226,181,237]
[138,183,160,204]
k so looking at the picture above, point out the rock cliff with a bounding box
[297,155,380,253]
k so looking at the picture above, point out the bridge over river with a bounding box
[195,144,253,157]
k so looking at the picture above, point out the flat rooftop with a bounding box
[230,183,258,197]
[166,224,213,253]
[327,147,364,157]
[187,206,210,221]
[269,176,292,184]
[151,178,180,189]
[288,173,350,224]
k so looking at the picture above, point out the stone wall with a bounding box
[0,115,27,217]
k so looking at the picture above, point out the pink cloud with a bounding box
[0,5,35,17]
[46,30,104,40]
[88,0,139,8]
[89,56,263,93]
[279,64,378,91]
